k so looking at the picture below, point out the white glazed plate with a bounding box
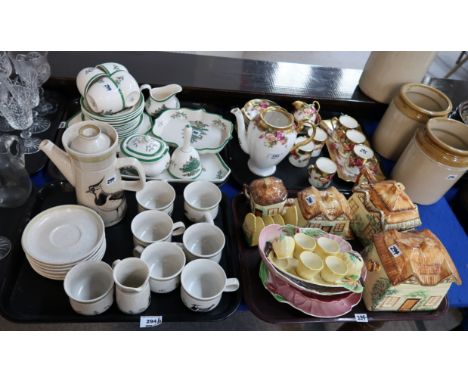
[26,243,106,280]
[121,153,231,184]
[151,108,233,154]
[22,205,105,265]
[66,112,152,138]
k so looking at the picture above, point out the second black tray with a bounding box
[0,182,241,324]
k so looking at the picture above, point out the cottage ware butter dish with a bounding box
[296,186,353,238]
[244,176,288,216]
[362,229,461,312]
[121,134,170,177]
[349,179,421,246]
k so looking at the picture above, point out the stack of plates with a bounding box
[21,205,106,280]
[80,93,145,143]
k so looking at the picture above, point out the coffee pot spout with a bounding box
[39,139,76,187]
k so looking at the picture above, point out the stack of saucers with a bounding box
[80,93,146,143]
[21,205,106,280]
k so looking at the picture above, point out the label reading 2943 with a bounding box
[140,316,163,328]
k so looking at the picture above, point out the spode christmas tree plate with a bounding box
[151,108,233,154]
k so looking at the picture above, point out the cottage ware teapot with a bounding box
[39,121,146,227]
[231,106,306,176]
[0,135,32,208]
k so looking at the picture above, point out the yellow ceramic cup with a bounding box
[321,255,348,283]
[316,237,341,258]
[293,233,317,259]
[296,251,324,280]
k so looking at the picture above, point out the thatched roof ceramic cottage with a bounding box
[296,186,353,239]
[363,229,461,312]
[349,179,422,246]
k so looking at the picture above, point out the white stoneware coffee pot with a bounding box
[231,106,306,176]
[39,121,146,226]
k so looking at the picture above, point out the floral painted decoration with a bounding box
[259,130,288,148]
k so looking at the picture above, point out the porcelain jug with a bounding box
[39,121,146,226]
[140,84,182,117]
[0,135,32,208]
[231,106,304,176]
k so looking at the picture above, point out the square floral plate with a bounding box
[151,108,233,154]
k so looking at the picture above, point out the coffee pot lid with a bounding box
[69,124,112,154]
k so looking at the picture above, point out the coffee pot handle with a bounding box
[116,157,146,192]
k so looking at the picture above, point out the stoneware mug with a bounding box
[308,157,337,188]
[135,180,176,215]
[135,242,186,293]
[112,258,151,315]
[180,259,239,312]
[182,221,225,263]
[131,209,185,248]
[183,180,222,223]
[63,261,114,316]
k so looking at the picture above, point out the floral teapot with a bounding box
[231,105,312,176]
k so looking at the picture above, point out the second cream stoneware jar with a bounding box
[391,118,468,205]
[359,52,436,104]
[372,83,452,160]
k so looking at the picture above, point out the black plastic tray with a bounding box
[0,182,241,323]
[232,192,448,324]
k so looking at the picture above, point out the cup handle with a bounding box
[133,245,145,258]
[203,212,214,225]
[112,259,121,269]
[139,84,151,98]
[171,221,186,236]
[224,278,240,293]
[116,157,146,192]
[307,164,315,175]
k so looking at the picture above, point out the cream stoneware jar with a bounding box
[373,83,452,160]
[359,52,436,103]
[392,117,468,205]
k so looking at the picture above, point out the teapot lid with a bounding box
[121,134,169,162]
[69,124,112,154]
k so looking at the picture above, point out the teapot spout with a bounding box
[39,140,75,187]
[230,107,249,154]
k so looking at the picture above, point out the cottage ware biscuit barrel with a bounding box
[391,118,468,205]
[373,83,452,160]
[359,52,436,104]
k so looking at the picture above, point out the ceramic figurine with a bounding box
[363,229,461,312]
[292,100,321,125]
[140,84,182,117]
[120,134,170,177]
[231,106,308,176]
[168,125,202,179]
[39,121,146,227]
